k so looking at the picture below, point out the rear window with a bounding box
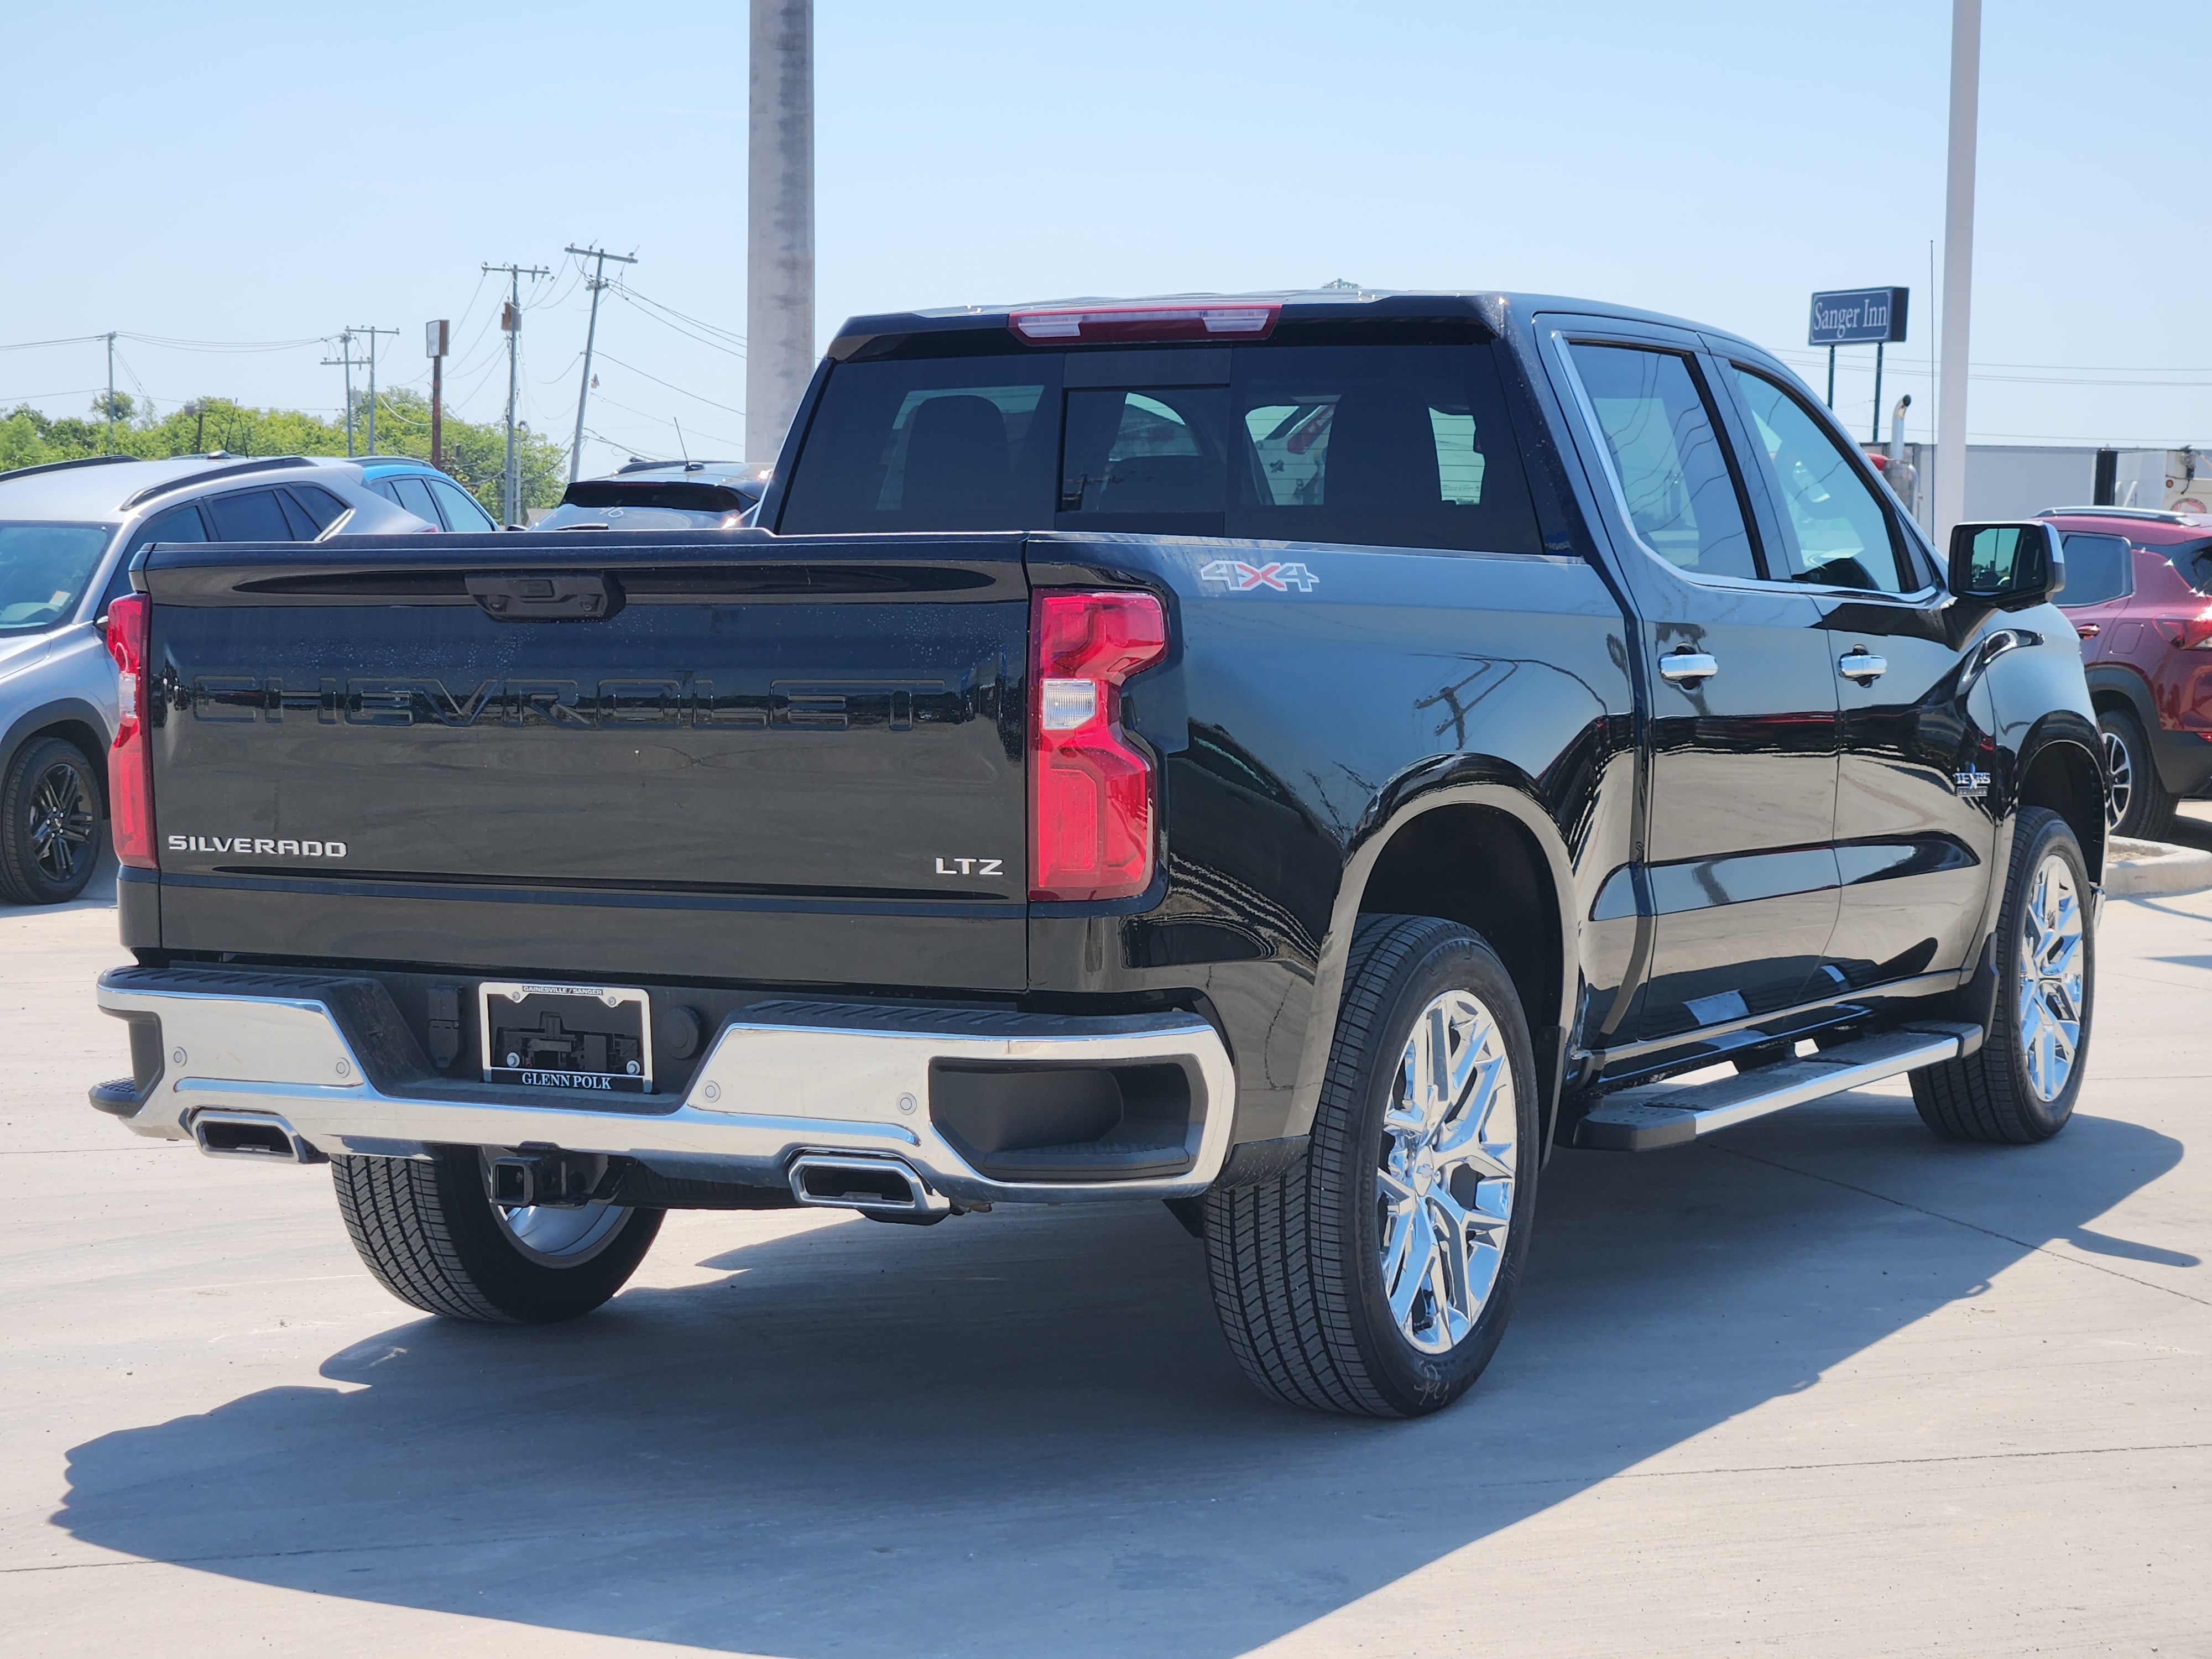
[2164,535,2212,594]
[778,339,1542,554]
[563,481,754,513]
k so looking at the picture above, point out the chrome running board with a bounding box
[1573,1021,1981,1151]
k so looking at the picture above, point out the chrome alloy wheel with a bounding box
[2102,727,2132,833]
[29,759,96,885]
[1375,989,1518,1354]
[478,1151,631,1267]
[2017,853,2086,1102]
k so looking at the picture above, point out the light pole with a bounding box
[1934,0,1981,545]
[565,244,638,484]
[747,0,813,465]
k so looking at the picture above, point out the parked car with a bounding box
[0,452,431,904]
[88,290,2103,1419]
[534,459,769,531]
[2040,505,2212,837]
[344,456,502,534]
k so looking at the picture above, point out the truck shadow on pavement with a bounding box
[55,1095,2185,1658]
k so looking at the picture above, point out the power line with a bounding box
[591,350,744,417]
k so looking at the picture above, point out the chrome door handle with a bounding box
[1657,651,1719,685]
[1838,650,1887,684]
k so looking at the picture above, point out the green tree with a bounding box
[0,389,566,523]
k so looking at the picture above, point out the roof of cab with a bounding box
[826,286,1759,362]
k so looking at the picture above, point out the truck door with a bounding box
[1543,322,1841,1042]
[1716,359,2000,994]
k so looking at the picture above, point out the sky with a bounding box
[3,0,2205,478]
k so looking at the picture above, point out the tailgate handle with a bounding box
[466,572,623,622]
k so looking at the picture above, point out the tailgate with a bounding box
[141,531,1030,986]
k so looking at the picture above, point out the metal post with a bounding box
[1825,345,1835,409]
[1935,0,1981,545]
[1869,342,1884,445]
[104,332,117,451]
[431,353,444,470]
[747,0,815,464]
[565,244,638,484]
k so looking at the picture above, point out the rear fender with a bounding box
[1285,759,1578,1153]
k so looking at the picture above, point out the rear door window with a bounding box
[284,484,348,533]
[2057,533,2132,607]
[386,475,442,523]
[205,489,295,541]
[427,477,498,531]
[1566,343,1759,580]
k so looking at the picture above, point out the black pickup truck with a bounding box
[90,289,2102,1417]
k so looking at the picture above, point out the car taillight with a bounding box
[1009,302,1280,345]
[103,593,156,869]
[2153,612,2212,650]
[1030,589,1168,901]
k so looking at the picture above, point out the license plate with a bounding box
[479,982,653,1094]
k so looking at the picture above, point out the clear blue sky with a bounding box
[2,0,2202,473]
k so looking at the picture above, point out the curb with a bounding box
[2107,835,2212,899]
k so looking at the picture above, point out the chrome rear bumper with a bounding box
[95,968,1235,1206]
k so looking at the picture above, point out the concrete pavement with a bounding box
[2,844,2206,1657]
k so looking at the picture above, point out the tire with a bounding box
[0,735,102,905]
[1203,915,1540,1417]
[2099,706,2174,840]
[332,1145,662,1323]
[1909,806,2094,1144]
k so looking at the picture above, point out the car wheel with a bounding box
[0,735,102,905]
[1908,806,2093,1144]
[1202,914,1538,1417]
[2099,706,2173,839]
[332,1146,663,1323]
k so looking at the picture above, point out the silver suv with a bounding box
[0,453,430,904]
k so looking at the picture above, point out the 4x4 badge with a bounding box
[1199,559,1318,592]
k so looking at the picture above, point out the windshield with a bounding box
[0,522,114,634]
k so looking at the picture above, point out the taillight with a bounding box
[1009,302,1280,345]
[103,593,156,869]
[1030,590,1168,901]
[2152,613,2212,650]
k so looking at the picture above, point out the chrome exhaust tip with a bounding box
[192,1110,327,1165]
[787,1154,949,1219]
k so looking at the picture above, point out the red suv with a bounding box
[2042,507,2212,837]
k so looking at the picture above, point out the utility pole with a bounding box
[483,263,550,525]
[426,320,450,471]
[321,331,359,456]
[349,326,399,455]
[103,332,118,452]
[565,243,638,484]
[1934,0,1981,545]
[747,0,813,463]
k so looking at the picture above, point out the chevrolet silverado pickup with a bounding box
[88,290,2104,1417]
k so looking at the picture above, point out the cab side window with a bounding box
[1567,343,1759,580]
[1729,368,1910,593]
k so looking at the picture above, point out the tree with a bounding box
[0,390,566,521]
